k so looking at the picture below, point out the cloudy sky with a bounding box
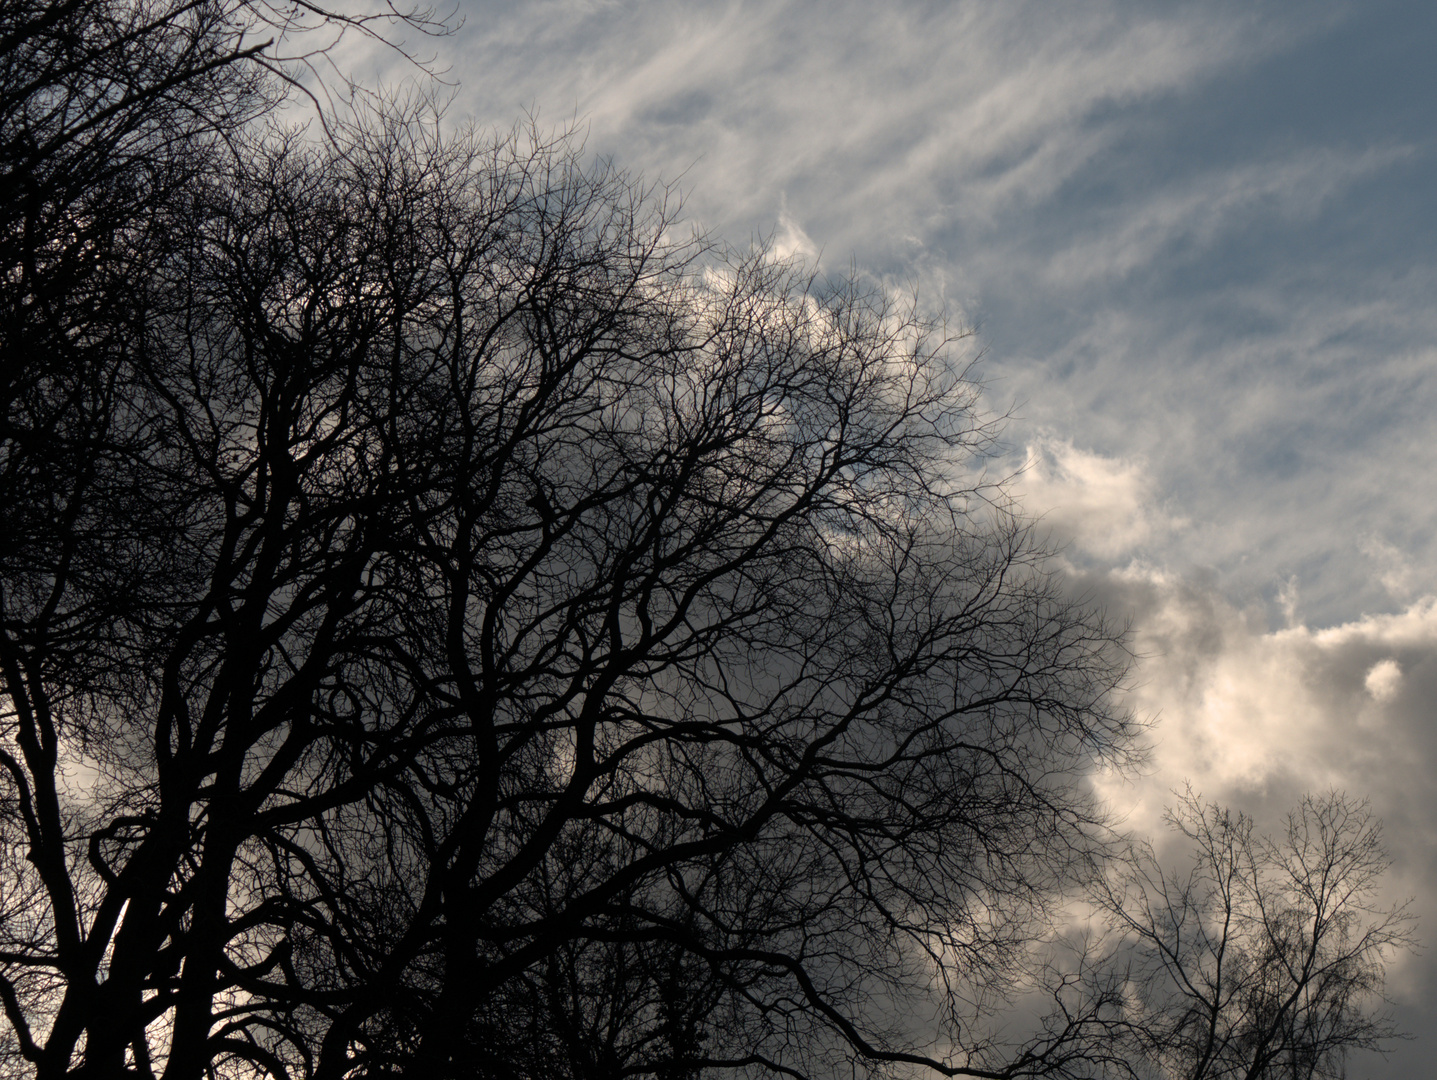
[367,0,1437,1071]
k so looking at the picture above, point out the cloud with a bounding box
[1012,437,1181,560]
[999,431,1430,935]
[1363,534,1422,602]
[1365,657,1402,702]
[1040,146,1411,289]
[1080,568,1437,998]
[993,283,1437,628]
[1094,572,1437,822]
[769,208,818,263]
[441,0,1309,267]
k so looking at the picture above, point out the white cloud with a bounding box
[1083,570,1437,993]
[1365,658,1402,702]
[1096,577,1437,823]
[770,208,818,263]
[1013,437,1180,560]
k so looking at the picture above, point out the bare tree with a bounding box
[0,0,450,342]
[1,7,1144,1079]
[1095,791,1417,1080]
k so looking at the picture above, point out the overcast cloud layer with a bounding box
[402,2,1437,1073]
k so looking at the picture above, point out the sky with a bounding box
[361,1,1437,1072]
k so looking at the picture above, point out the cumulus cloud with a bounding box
[1078,569,1437,999]
[1012,437,1180,560]
[1012,437,1434,1005]
[1365,657,1402,702]
[1096,578,1431,799]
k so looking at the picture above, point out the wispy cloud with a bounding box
[443,1,1307,258]
[1040,146,1411,288]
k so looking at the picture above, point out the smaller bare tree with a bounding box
[1096,791,1417,1080]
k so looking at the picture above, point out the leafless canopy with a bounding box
[1095,791,1417,1080]
[1,5,1140,1079]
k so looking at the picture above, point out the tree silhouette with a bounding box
[1095,791,1416,1080]
[1,5,1143,1079]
